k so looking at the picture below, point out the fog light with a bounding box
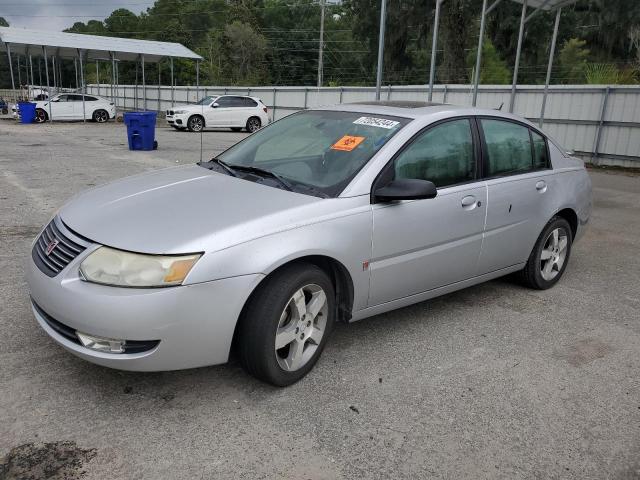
[76,331,125,353]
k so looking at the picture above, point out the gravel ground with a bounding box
[0,120,639,480]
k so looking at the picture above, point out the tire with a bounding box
[187,115,204,132]
[238,263,335,386]
[35,108,48,123]
[520,216,573,290]
[245,116,261,133]
[92,109,109,123]
[230,127,242,132]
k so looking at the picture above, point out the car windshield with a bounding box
[215,110,410,197]
[196,95,218,105]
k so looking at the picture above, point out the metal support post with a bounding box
[317,0,325,87]
[591,86,610,165]
[5,44,15,96]
[142,54,146,111]
[78,50,86,122]
[196,60,200,101]
[158,61,162,112]
[96,61,100,96]
[428,0,444,101]
[539,7,561,128]
[375,0,387,100]
[472,0,488,106]
[170,57,175,108]
[43,46,53,122]
[509,0,528,113]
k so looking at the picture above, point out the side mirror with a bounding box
[212,102,219,108]
[374,179,437,202]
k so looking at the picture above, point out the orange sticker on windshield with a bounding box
[331,135,365,152]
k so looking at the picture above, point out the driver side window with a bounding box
[394,119,475,188]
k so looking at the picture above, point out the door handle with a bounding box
[461,195,477,209]
[536,180,547,192]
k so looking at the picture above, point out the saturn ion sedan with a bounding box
[27,101,592,386]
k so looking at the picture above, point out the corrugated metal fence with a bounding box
[83,83,640,167]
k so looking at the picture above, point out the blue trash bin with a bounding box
[123,111,158,151]
[18,102,36,124]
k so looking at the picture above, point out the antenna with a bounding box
[497,102,504,111]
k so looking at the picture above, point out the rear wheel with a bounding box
[238,263,335,386]
[246,116,261,133]
[521,216,572,290]
[187,115,204,132]
[35,108,48,123]
[92,109,109,123]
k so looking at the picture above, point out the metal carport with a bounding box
[424,0,579,127]
[0,27,202,122]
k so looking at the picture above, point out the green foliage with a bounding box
[584,63,639,85]
[1,0,637,89]
[0,17,9,27]
[467,37,511,84]
[558,38,589,83]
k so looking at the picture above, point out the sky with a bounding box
[0,0,156,32]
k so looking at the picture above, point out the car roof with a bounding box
[315,100,541,127]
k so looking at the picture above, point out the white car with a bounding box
[166,95,269,133]
[34,94,116,123]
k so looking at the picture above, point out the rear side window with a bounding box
[84,96,98,101]
[394,119,475,188]
[531,130,549,169]
[68,94,84,102]
[481,119,532,176]
[244,97,258,107]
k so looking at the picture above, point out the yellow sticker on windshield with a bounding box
[331,135,365,152]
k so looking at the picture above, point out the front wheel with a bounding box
[187,115,204,132]
[521,216,572,290]
[238,263,335,386]
[35,108,48,123]
[245,116,261,133]
[92,109,109,123]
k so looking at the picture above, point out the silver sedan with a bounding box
[26,101,592,386]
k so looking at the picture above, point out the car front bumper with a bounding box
[26,250,263,371]
[166,114,188,127]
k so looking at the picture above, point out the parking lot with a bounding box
[1,119,639,479]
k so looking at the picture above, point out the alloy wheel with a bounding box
[190,116,203,132]
[275,284,328,372]
[247,118,261,133]
[95,110,108,123]
[35,110,47,123]
[540,227,568,281]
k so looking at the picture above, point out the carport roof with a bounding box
[0,27,202,62]
[509,0,579,10]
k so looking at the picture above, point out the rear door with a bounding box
[368,117,487,306]
[476,118,556,273]
[68,94,86,119]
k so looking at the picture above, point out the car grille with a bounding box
[33,300,161,354]
[32,217,90,277]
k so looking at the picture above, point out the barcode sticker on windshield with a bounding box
[353,117,400,129]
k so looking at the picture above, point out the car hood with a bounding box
[60,165,327,254]
[171,104,205,112]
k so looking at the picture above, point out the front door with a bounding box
[50,95,74,119]
[205,96,233,127]
[369,118,487,306]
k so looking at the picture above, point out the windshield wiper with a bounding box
[199,158,238,177]
[226,164,294,192]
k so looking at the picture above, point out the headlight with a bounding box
[79,246,201,287]
[173,110,188,114]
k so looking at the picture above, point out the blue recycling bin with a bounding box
[18,102,36,124]
[123,111,158,151]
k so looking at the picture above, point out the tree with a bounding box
[558,38,589,84]
[220,21,268,85]
[467,37,511,84]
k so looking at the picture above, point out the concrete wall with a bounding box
[88,83,640,168]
